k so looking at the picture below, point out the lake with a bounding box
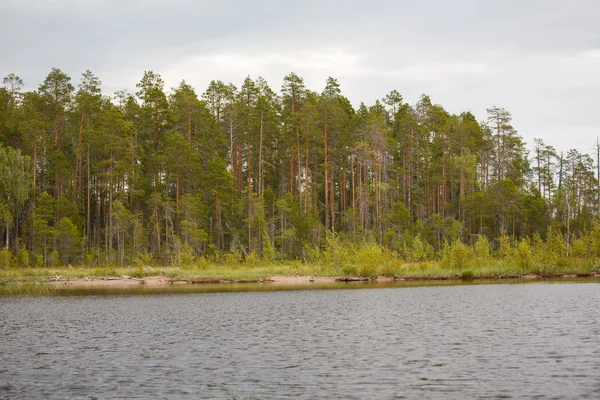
[1,282,599,399]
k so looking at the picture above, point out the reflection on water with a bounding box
[1,282,599,399]
[52,276,600,296]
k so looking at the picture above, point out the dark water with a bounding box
[1,283,599,399]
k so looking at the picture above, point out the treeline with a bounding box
[0,68,599,268]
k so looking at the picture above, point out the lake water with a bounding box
[1,282,599,399]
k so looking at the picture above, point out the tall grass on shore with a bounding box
[1,229,599,291]
[0,279,60,295]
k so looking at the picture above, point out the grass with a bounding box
[0,256,596,284]
[0,262,303,284]
[0,279,60,296]
[0,250,598,295]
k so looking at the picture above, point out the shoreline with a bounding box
[41,272,600,289]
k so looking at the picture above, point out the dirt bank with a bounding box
[43,272,600,289]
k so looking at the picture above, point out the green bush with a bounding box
[497,233,514,260]
[443,241,474,269]
[177,243,197,266]
[341,264,359,277]
[355,243,382,277]
[591,220,600,257]
[195,257,211,270]
[546,229,568,268]
[461,269,474,279]
[515,240,534,270]
[135,251,154,268]
[378,249,403,276]
[408,234,434,262]
[261,227,275,262]
[47,250,61,267]
[16,245,29,268]
[474,235,491,265]
[245,251,260,267]
[0,248,13,268]
[570,237,589,258]
[322,232,352,270]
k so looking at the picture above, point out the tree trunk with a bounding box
[304,134,309,215]
[87,144,91,248]
[324,120,329,230]
[259,112,264,197]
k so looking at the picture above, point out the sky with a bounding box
[1,0,599,154]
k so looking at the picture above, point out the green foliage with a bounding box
[474,235,491,264]
[222,252,243,266]
[55,217,82,265]
[545,229,568,268]
[0,68,599,274]
[303,244,322,264]
[571,236,589,258]
[341,264,359,277]
[0,248,12,268]
[407,234,434,262]
[47,250,61,268]
[497,233,514,260]
[179,219,208,256]
[245,251,260,268]
[135,252,154,268]
[15,246,29,268]
[443,218,464,244]
[176,242,197,267]
[441,240,474,269]
[354,243,382,277]
[321,232,352,272]
[461,269,474,279]
[515,240,534,270]
[590,220,600,257]
[261,226,275,262]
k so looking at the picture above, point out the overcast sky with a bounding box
[1,0,599,154]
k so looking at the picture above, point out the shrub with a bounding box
[408,234,434,262]
[341,264,359,277]
[196,257,211,270]
[570,237,589,258]
[47,250,61,267]
[55,217,82,265]
[378,249,403,276]
[16,245,30,268]
[261,227,275,263]
[443,241,474,269]
[530,233,547,262]
[546,229,568,267]
[303,244,322,264]
[223,252,243,266]
[474,235,491,264]
[461,269,474,279]
[135,252,154,268]
[591,220,600,257]
[515,240,534,270]
[354,243,382,277]
[245,251,259,267]
[0,248,13,268]
[497,233,514,260]
[322,232,352,270]
[177,243,197,267]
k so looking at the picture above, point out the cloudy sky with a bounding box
[1,0,599,153]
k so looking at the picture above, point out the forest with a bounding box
[1,68,599,274]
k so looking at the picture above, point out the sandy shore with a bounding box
[47,274,344,288]
[44,273,600,289]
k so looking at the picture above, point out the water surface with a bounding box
[1,282,599,399]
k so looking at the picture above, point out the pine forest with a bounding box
[1,69,600,275]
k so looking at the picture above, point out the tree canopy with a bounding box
[0,68,598,267]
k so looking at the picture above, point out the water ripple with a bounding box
[0,283,599,399]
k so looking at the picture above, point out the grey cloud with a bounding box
[1,0,598,151]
